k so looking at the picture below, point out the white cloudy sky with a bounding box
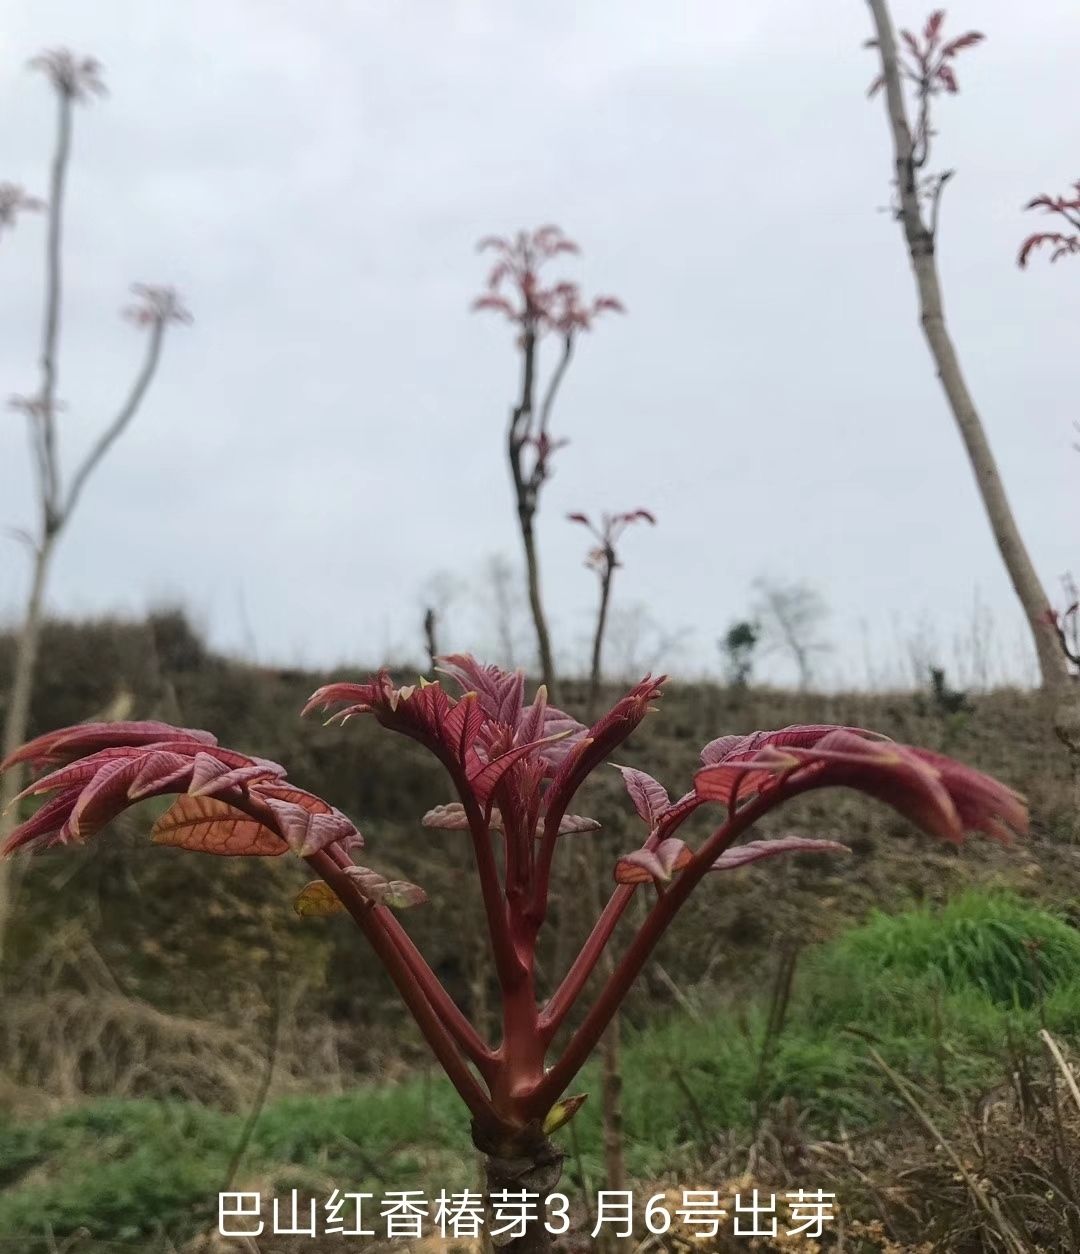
[0,0,1076,688]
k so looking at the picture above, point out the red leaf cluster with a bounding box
[567,508,656,575]
[472,225,624,337]
[865,10,983,99]
[29,47,107,102]
[1018,181,1080,267]
[2,721,358,861]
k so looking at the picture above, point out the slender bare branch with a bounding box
[865,0,1068,695]
[62,318,164,521]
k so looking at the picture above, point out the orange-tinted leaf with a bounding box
[294,880,346,917]
[151,795,287,856]
[614,837,693,884]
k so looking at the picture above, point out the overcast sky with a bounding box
[0,0,1076,689]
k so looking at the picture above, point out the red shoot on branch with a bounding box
[865,10,983,169]
[1,662,1027,1246]
[1018,181,1080,267]
[0,183,45,239]
[29,48,107,101]
[568,509,656,575]
[472,227,625,701]
[473,225,624,339]
[569,510,657,718]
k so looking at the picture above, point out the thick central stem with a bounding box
[493,971,546,1119]
[473,1122,563,1253]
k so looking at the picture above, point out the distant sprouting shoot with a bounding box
[1018,181,1080,268]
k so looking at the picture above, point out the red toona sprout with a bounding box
[1,657,1027,1250]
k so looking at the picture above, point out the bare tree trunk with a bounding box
[866,0,1068,698]
[423,606,438,671]
[1,67,182,961]
[1054,691,1080,837]
[0,534,56,959]
[582,847,630,1252]
[507,327,565,703]
[587,557,614,722]
[474,1122,562,1253]
[519,508,557,701]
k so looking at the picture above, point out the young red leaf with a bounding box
[438,655,525,726]
[697,729,1026,847]
[2,793,79,855]
[554,814,601,836]
[467,731,572,805]
[1,720,215,772]
[151,795,288,856]
[613,764,670,827]
[709,836,850,872]
[346,865,428,909]
[62,757,142,841]
[188,753,284,797]
[301,681,376,721]
[614,837,693,884]
[936,63,958,93]
[14,745,168,801]
[941,31,984,55]
[127,750,199,800]
[422,801,600,836]
[256,782,337,815]
[422,802,472,830]
[262,798,356,857]
[441,693,484,765]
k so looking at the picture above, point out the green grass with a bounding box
[3,890,1079,1248]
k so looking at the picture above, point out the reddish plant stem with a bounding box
[459,788,525,991]
[320,840,496,1076]
[306,849,497,1129]
[587,545,615,723]
[538,799,704,1039]
[492,973,546,1118]
[529,732,616,924]
[539,884,634,1042]
[378,908,498,1079]
[525,783,812,1117]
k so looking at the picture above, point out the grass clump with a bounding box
[815,890,1080,1009]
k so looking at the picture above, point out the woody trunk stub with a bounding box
[473,1120,563,1252]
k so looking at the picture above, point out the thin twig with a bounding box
[1039,1029,1080,1118]
[62,319,164,521]
[864,1045,1028,1254]
[221,945,282,1193]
